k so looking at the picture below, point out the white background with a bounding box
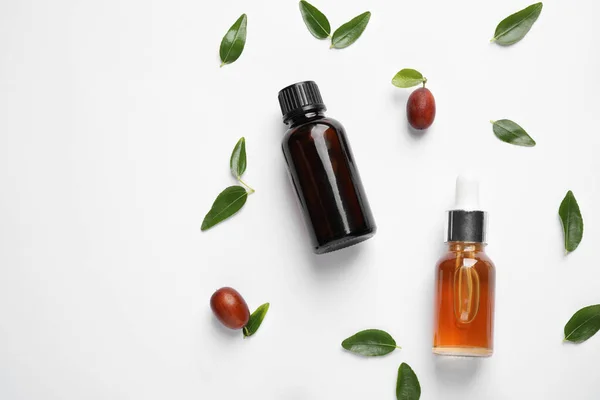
[1,0,599,399]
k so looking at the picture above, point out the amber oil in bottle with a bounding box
[433,176,496,357]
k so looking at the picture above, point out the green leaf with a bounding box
[243,303,270,337]
[299,1,331,40]
[491,2,543,46]
[564,305,600,343]
[230,137,247,178]
[392,69,426,88]
[341,329,400,356]
[331,11,371,49]
[559,190,584,253]
[396,363,421,400]
[201,186,248,231]
[491,119,536,147]
[219,14,248,66]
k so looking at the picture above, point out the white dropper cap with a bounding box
[454,174,481,211]
[445,174,487,243]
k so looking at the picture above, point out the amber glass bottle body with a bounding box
[282,112,376,254]
[433,242,495,357]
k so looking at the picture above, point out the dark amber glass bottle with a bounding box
[278,81,376,254]
[433,176,496,357]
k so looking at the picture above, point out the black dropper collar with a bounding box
[445,210,487,243]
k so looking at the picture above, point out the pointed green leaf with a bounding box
[491,3,543,46]
[243,303,270,337]
[299,1,331,39]
[392,69,426,88]
[201,186,248,231]
[341,329,400,356]
[230,137,247,178]
[564,305,600,343]
[331,11,371,49]
[559,190,584,253]
[219,14,247,66]
[396,363,421,400]
[491,119,536,147]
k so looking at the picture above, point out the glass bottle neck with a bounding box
[447,242,486,253]
[286,110,326,128]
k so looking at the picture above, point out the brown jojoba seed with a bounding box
[407,87,436,130]
[210,287,250,330]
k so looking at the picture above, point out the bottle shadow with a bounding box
[433,355,483,385]
[305,244,364,273]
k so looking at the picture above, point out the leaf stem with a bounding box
[238,177,255,194]
[490,120,496,124]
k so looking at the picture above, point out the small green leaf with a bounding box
[396,363,421,400]
[341,329,400,356]
[299,1,331,40]
[564,305,600,343]
[331,11,371,49]
[243,303,270,337]
[230,137,247,178]
[219,14,247,66]
[491,119,536,147]
[559,190,584,253]
[491,2,543,46]
[392,69,426,88]
[201,186,248,231]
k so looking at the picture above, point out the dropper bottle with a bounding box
[432,176,496,357]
